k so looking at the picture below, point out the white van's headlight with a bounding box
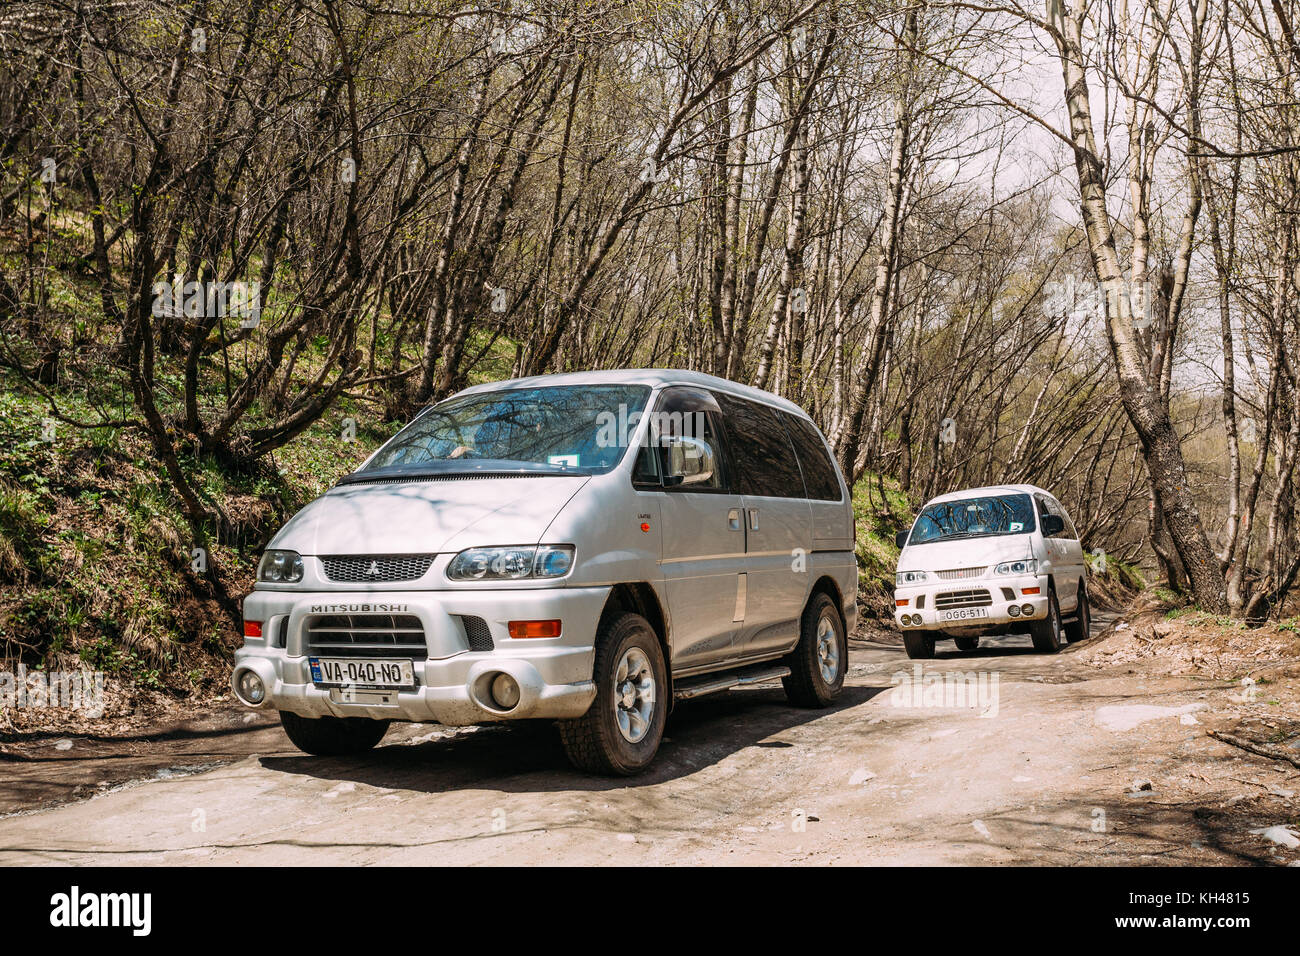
[895,570,929,585]
[448,545,575,581]
[257,549,304,583]
[994,559,1038,576]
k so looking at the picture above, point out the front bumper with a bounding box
[232,586,609,724]
[893,574,1049,631]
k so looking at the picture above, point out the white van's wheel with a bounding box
[783,592,847,707]
[558,613,667,775]
[954,636,979,652]
[903,631,936,659]
[1064,585,1091,643]
[1030,587,1063,653]
[279,711,389,756]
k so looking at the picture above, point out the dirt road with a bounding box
[2,612,1298,865]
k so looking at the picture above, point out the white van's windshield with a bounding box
[352,384,652,479]
[907,493,1036,545]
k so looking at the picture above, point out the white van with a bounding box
[892,484,1089,658]
[232,370,857,774]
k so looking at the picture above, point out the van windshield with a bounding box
[907,493,1036,545]
[355,384,652,477]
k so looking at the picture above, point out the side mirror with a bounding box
[1041,514,1065,536]
[662,435,715,487]
[895,530,910,549]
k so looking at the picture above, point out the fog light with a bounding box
[1008,605,1020,617]
[236,669,265,706]
[1021,603,1035,616]
[490,672,521,710]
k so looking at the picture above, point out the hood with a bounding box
[269,475,590,555]
[897,534,1033,574]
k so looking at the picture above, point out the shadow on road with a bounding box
[258,684,887,793]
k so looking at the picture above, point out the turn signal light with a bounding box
[895,598,909,607]
[508,619,562,639]
[243,621,263,638]
[1022,586,1040,595]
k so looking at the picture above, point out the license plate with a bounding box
[309,658,415,689]
[940,607,990,622]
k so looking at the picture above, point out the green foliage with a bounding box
[851,472,912,598]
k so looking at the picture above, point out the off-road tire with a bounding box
[903,630,937,659]
[557,612,667,776]
[279,711,390,756]
[783,592,848,707]
[1030,586,1063,654]
[1065,584,1091,644]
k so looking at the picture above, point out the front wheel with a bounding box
[1065,584,1091,643]
[279,711,389,756]
[783,592,847,707]
[557,612,667,776]
[1030,588,1063,653]
[954,636,980,652]
[903,630,937,659]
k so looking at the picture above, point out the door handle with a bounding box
[727,508,742,531]
[747,508,759,531]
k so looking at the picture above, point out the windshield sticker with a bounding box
[1009,521,1023,531]
[548,454,579,467]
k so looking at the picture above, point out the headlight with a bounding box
[447,545,575,581]
[994,559,1038,576]
[895,570,929,586]
[257,549,304,583]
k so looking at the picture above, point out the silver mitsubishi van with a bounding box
[232,370,857,774]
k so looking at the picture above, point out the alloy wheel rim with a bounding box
[614,647,655,743]
[816,614,840,683]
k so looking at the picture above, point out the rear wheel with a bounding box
[954,636,980,652]
[279,711,389,756]
[1065,584,1091,643]
[783,592,847,707]
[1030,587,1063,653]
[557,612,667,776]
[903,630,937,659]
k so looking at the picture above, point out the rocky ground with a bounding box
[1,602,1298,865]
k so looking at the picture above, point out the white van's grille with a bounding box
[936,567,986,580]
[304,614,427,657]
[321,554,433,582]
[934,589,993,610]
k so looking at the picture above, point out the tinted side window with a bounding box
[1048,497,1078,539]
[782,413,843,501]
[1036,495,1066,538]
[713,393,804,498]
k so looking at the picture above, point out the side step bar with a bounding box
[673,664,791,702]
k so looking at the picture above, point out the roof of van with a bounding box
[925,484,1053,503]
[451,368,810,417]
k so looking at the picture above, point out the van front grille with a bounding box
[304,614,427,657]
[936,567,986,580]
[934,589,993,610]
[321,554,434,583]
